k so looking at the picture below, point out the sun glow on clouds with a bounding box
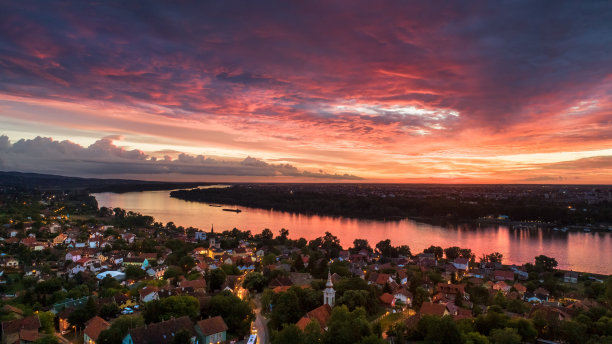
[1,1,612,183]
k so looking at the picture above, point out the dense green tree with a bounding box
[464,332,490,344]
[444,246,461,260]
[507,318,537,342]
[172,329,193,344]
[303,320,323,344]
[38,311,55,334]
[561,320,588,344]
[351,239,372,253]
[272,324,304,344]
[98,315,145,344]
[324,306,373,344]
[207,291,254,337]
[489,328,521,344]
[125,265,146,279]
[534,255,558,272]
[243,272,267,292]
[207,268,227,292]
[99,303,120,319]
[270,290,302,329]
[416,315,462,344]
[142,295,199,323]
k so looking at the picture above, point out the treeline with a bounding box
[170,185,612,224]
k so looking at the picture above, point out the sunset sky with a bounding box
[1,1,612,183]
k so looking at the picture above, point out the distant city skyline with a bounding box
[1,2,612,183]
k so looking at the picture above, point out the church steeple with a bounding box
[324,269,335,307]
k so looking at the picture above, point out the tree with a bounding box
[207,268,227,292]
[324,306,374,344]
[243,272,267,292]
[534,255,558,272]
[98,315,145,344]
[423,246,443,260]
[376,240,398,259]
[303,320,324,344]
[172,329,193,344]
[464,332,489,344]
[507,318,537,343]
[272,324,304,344]
[416,315,462,344]
[489,328,521,344]
[142,295,200,323]
[351,239,372,254]
[125,265,146,279]
[277,228,290,244]
[486,252,503,264]
[270,291,301,329]
[179,256,196,272]
[99,303,120,319]
[38,311,55,334]
[413,287,430,309]
[444,246,461,260]
[208,291,254,337]
[560,320,588,344]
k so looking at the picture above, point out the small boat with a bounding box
[584,228,591,232]
[223,208,242,213]
[209,204,222,207]
[561,227,568,232]
[552,227,559,231]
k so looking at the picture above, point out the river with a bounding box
[92,189,612,275]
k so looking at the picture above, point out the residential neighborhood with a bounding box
[0,190,611,344]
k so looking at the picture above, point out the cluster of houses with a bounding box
[0,215,602,344]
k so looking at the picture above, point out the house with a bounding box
[564,271,578,284]
[18,329,42,343]
[2,305,24,319]
[436,283,466,301]
[146,266,167,279]
[66,250,83,262]
[139,286,159,303]
[195,316,228,344]
[493,281,511,294]
[84,316,110,344]
[394,288,413,307]
[419,302,449,316]
[123,257,149,269]
[122,233,136,244]
[452,258,469,271]
[53,233,68,246]
[180,279,207,293]
[380,293,396,308]
[194,231,207,241]
[0,256,19,269]
[513,283,527,297]
[123,316,196,344]
[296,304,332,331]
[493,270,515,282]
[1,316,41,344]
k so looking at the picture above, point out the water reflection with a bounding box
[93,190,612,274]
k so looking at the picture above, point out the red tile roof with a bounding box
[419,302,447,316]
[296,304,332,331]
[380,293,395,305]
[196,316,228,336]
[84,316,110,341]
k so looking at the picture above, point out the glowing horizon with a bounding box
[1,2,612,184]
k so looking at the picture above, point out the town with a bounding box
[0,190,611,344]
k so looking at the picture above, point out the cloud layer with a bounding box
[0,135,361,180]
[1,1,612,182]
